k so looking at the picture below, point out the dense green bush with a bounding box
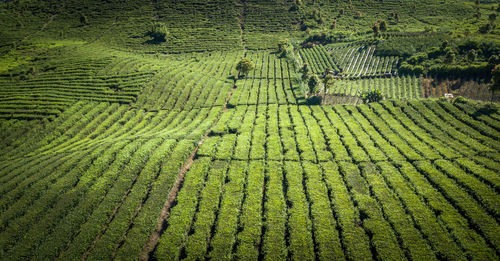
[147,22,169,43]
[361,89,383,103]
[236,58,255,78]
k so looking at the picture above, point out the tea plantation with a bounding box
[0,0,499,260]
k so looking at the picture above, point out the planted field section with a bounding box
[0,100,222,160]
[151,0,241,52]
[0,56,155,119]
[327,44,399,77]
[243,0,300,49]
[0,99,499,260]
[0,97,227,260]
[299,45,339,74]
[154,100,500,260]
[325,75,422,105]
[422,78,500,102]
[135,50,242,111]
[228,51,298,106]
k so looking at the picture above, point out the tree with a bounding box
[479,22,493,33]
[80,13,88,26]
[444,50,456,64]
[361,89,383,103]
[379,20,388,31]
[278,39,289,56]
[323,73,335,92]
[489,13,497,23]
[299,63,310,82]
[372,23,380,38]
[467,49,478,62]
[236,58,255,78]
[490,65,500,102]
[148,22,169,43]
[331,19,337,29]
[307,74,320,96]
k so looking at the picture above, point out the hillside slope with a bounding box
[0,0,499,260]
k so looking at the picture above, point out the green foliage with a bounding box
[375,34,448,57]
[379,20,388,32]
[360,89,383,103]
[490,65,500,93]
[299,63,310,82]
[236,58,255,77]
[277,39,289,54]
[372,23,380,38]
[1,1,500,260]
[147,22,169,43]
[307,74,320,94]
[80,13,88,26]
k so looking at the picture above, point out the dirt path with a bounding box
[139,138,205,261]
[138,2,250,257]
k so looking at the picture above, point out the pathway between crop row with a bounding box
[140,6,248,257]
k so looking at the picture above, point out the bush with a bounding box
[307,74,320,95]
[490,65,500,94]
[453,96,467,104]
[148,22,169,43]
[236,59,255,78]
[360,89,383,103]
[80,13,88,26]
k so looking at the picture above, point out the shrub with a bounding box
[148,22,169,43]
[80,13,88,26]
[299,63,310,82]
[308,74,320,95]
[236,58,255,78]
[453,96,467,104]
[360,89,383,103]
[379,20,388,31]
[372,23,380,38]
[490,65,500,95]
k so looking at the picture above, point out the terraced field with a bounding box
[1,0,500,260]
[326,44,399,77]
[0,48,499,260]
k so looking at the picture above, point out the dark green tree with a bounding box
[236,58,255,78]
[372,23,380,38]
[379,20,388,31]
[490,65,500,102]
[148,22,169,42]
[80,13,88,26]
[361,89,383,103]
[300,63,310,82]
[467,49,478,62]
[489,13,497,23]
[307,74,320,96]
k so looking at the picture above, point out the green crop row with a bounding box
[152,157,212,260]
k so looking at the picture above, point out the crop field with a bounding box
[1,94,499,260]
[323,75,422,105]
[326,44,399,77]
[1,0,499,260]
[1,50,499,260]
